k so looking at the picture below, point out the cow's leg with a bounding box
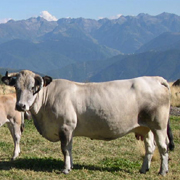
[140,130,156,174]
[7,121,21,160]
[153,129,169,176]
[59,125,73,174]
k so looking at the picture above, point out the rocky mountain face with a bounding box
[1,12,180,53]
[0,12,180,82]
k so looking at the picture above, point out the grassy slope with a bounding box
[0,116,179,180]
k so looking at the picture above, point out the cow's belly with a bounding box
[74,113,139,140]
[32,101,139,141]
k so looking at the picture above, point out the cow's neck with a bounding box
[30,87,46,115]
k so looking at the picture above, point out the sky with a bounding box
[0,0,180,23]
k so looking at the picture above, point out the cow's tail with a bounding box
[20,112,25,133]
[167,119,175,151]
[158,77,170,90]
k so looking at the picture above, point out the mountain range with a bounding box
[0,12,180,82]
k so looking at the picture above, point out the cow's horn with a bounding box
[1,71,18,86]
[7,72,19,77]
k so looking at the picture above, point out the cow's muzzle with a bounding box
[16,103,27,112]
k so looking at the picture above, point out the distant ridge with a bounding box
[0,12,180,82]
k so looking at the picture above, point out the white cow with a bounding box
[0,93,24,160]
[2,70,171,175]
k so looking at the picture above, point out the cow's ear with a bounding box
[43,76,52,87]
[1,73,16,86]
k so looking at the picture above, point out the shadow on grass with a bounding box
[0,158,62,172]
[0,157,131,173]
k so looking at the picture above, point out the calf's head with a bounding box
[1,70,52,111]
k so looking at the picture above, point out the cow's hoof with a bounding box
[139,168,149,174]
[158,170,168,176]
[11,156,18,161]
[139,170,146,174]
[61,169,70,174]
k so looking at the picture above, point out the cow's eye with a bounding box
[31,87,35,91]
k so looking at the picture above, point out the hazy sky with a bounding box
[0,0,179,23]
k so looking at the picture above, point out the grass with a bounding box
[0,116,179,180]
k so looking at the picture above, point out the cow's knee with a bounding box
[11,134,21,160]
[140,131,155,174]
[7,122,21,160]
[60,126,72,147]
[12,130,21,160]
[59,126,73,174]
[153,129,169,175]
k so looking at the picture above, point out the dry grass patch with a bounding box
[169,82,180,107]
[0,85,15,95]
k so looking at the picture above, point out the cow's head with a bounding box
[1,70,52,111]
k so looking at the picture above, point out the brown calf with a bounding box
[0,93,24,160]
